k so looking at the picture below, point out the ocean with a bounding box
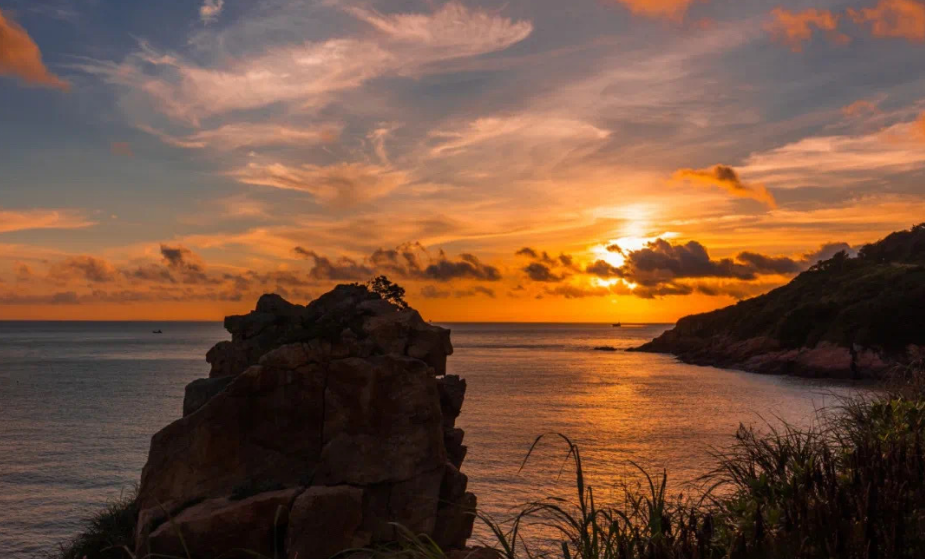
[0,321,864,557]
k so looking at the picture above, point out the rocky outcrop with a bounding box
[634,225,925,379]
[182,376,235,416]
[136,285,476,558]
[634,332,892,378]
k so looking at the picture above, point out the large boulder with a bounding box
[134,286,474,558]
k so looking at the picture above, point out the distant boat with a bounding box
[152,329,163,334]
[612,322,622,327]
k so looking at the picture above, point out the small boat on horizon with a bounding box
[152,329,163,334]
[612,322,622,327]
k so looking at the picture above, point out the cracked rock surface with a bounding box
[135,285,475,559]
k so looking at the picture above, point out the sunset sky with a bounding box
[1,0,924,322]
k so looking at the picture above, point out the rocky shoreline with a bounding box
[134,285,478,558]
[632,331,893,379]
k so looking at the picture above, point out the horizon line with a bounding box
[0,319,675,325]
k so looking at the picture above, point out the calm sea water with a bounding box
[0,322,864,557]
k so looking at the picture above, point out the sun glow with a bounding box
[593,277,638,290]
[590,231,678,268]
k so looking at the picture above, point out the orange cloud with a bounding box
[766,8,849,52]
[842,99,881,118]
[0,9,69,90]
[0,208,94,234]
[110,142,134,157]
[78,3,532,124]
[611,0,700,20]
[49,255,120,283]
[672,165,777,208]
[849,0,925,42]
[232,162,409,208]
[200,0,224,24]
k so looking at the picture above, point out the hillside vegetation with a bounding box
[636,224,925,377]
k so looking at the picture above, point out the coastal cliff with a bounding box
[134,283,476,558]
[634,224,925,378]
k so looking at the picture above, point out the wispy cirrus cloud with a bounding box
[428,115,610,156]
[0,9,69,90]
[141,123,342,151]
[232,161,409,207]
[346,3,532,60]
[74,39,392,124]
[0,208,95,234]
[739,117,925,189]
[75,2,532,124]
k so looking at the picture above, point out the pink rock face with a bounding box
[137,287,474,558]
[796,342,853,371]
[857,349,888,371]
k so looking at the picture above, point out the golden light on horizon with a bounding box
[591,230,679,268]
[2,0,925,323]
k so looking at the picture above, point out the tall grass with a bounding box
[49,487,138,559]
[477,363,925,559]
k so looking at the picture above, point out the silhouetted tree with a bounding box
[367,275,408,309]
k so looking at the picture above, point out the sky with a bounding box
[0,0,924,322]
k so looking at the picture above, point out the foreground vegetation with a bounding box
[470,357,925,559]
[53,358,925,559]
[50,488,137,559]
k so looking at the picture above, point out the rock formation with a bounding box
[634,224,925,378]
[134,284,476,558]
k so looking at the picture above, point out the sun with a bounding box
[590,235,655,268]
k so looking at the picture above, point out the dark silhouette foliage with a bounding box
[50,488,137,559]
[663,224,925,352]
[366,275,409,309]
